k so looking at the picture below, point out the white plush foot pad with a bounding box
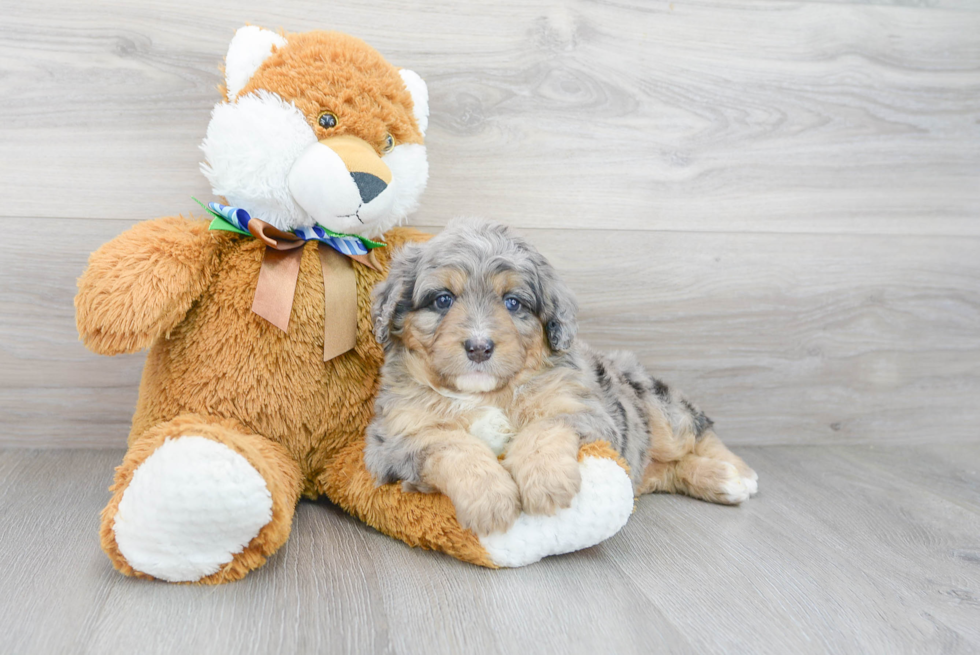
[479,456,634,568]
[113,436,273,582]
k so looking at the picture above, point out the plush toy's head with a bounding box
[201,27,429,238]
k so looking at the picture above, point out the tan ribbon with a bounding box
[248,217,380,362]
[317,245,357,361]
[251,247,304,332]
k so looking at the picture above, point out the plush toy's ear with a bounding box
[373,243,425,347]
[224,26,287,98]
[399,69,429,136]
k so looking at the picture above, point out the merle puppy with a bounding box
[364,218,757,535]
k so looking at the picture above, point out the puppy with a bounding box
[365,218,758,535]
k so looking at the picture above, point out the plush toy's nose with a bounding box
[351,172,387,203]
[320,135,391,202]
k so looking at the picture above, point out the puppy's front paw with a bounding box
[452,466,521,536]
[509,451,582,516]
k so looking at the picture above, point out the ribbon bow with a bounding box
[197,199,385,361]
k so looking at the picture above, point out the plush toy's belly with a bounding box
[130,239,387,492]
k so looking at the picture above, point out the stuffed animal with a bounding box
[75,26,634,583]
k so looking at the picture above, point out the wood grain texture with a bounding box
[2,3,978,652]
[1,445,978,654]
[1,1,978,447]
[0,0,977,234]
[813,0,980,11]
[612,444,980,654]
[3,218,977,447]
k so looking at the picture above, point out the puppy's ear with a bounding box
[537,260,579,352]
[373,243,424,347]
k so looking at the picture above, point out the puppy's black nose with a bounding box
[464,338,495,363]
[351,172,387,203]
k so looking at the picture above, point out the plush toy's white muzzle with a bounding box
[200,91,428,237]
[288,136,396,234]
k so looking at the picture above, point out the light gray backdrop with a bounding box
[1,0,978,447]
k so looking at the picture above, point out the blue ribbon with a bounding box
[201,201,385,256]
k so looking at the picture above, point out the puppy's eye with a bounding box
[317,111,338,129]
[504,297,522,312]
[382,133,395,153]
[434,293,454,310]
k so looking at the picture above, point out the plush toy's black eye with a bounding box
[434,293,454,310]
[382,133,395,153]
[504,297,521,312]
[317,111,338,129]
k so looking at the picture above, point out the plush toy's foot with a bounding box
[479,441,634,567]
[101,414,303,583]
[321,440,633,568]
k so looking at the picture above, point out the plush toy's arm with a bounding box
[75,216,219,355]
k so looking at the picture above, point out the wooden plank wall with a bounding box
[0,0,977,447]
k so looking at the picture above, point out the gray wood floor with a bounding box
[2,444,979,655]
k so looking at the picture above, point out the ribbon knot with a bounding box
[196,199,384,362]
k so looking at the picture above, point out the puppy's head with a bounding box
[373,219,578,393]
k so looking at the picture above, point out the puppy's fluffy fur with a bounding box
[366,219,758,535]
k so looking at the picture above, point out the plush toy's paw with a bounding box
[451,465,522,536]
[479,451,634,567]
[111,436,274,582]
